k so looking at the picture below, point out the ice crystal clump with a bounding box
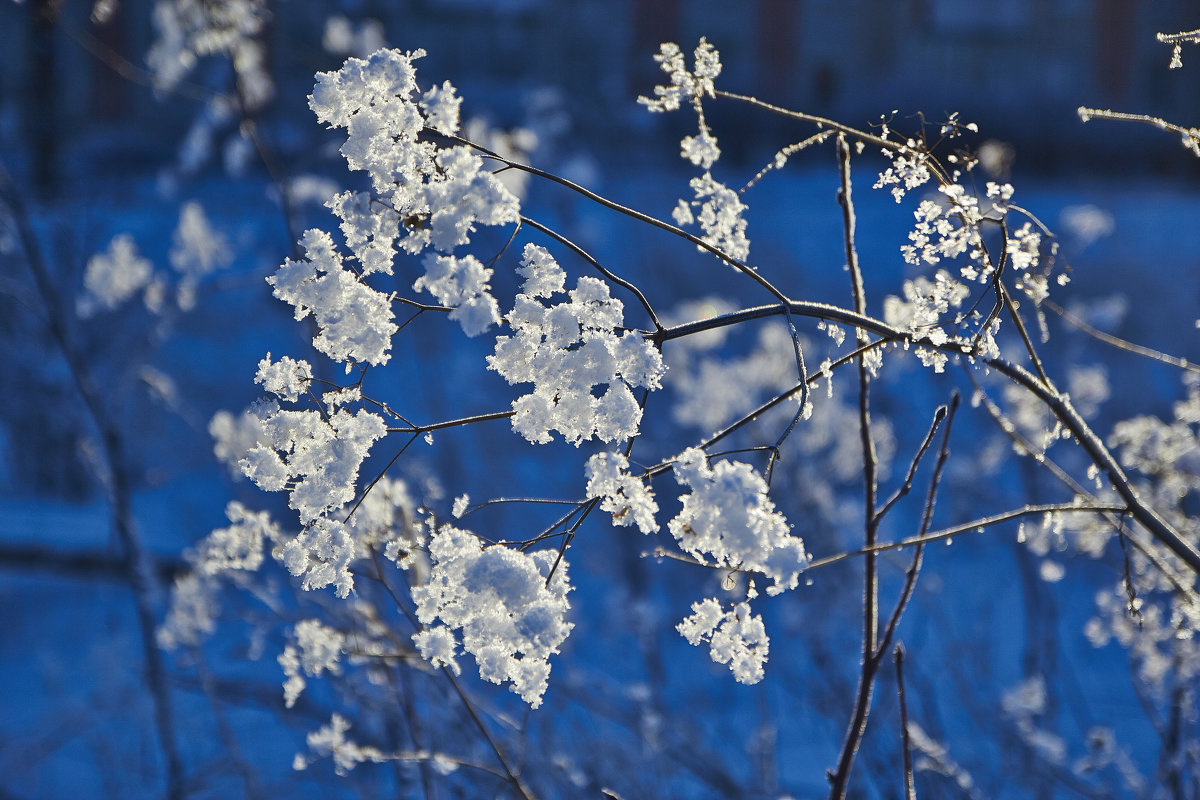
[411,526,573,707]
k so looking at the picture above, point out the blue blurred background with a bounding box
[3,1,1200,798]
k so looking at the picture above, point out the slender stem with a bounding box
[894,645,917,800]
[1043,299,1200,374]
[828,393,956,800]
[388,410,515,434]
[877,394,959,656]
[520,215,662,331]
[838,136,880,661]
[442,132,793,306]
[875,406,947,524]
[806,502,1129,571]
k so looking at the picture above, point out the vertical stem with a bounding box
[829,134,880,800]
[894,645,916,800]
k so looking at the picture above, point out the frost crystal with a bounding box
[170,202,233,279]
[681,130,721,170]
[79,234,153,316]
[209,407,265,474]
[326,191,399,276]
[255,353,313,402]
[900,185,987,280]
[516,243,566,298]
[873,148,932,203]
[637,38,721,113]
[308,49,518,257]
[678,598,769,684]
[489,274,665,446]
[281,516,357,597]
[280,619,346,707]
[299,714,383,775]
[882,270,970,372]
[270,229,398,366]
[189,501,279,575]
[676,172,750,262]
[414,253,501,336]
[412,626,460,674]
[668,448,809,595]
[585,452,659,534]
[239,401,387,524]
[157,573,217,650]
[420,80,462,136]
[411,527,573,707]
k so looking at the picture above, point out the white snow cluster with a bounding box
[308,47,518,253]
[584,452,659,534]
[677,598,770,685]
[79,234,153,316]
[489,247,665,446]
[413,253,501,336]
[255,353,313,402]
[669,448,810,596]
[672,172,750,262]
[637,38,721,113]
[270,229,398,367]
[148,0,273,110]
[411,526,573,707]
[296,714,383,775]
[279,49,522,341]
[280,619,346,708]
[189,501,280,575]
[238,400,387,525]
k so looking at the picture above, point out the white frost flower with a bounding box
[170,202,233,279]
[209,407,265,475]
[414,253,501,336]
[255,353,313,402]
[189,501,279,575]
[516,243,566,299]
[281,516,357,597]
[681,130,721,170]
[299,714,383,776]
[412,626,461,674]
[421,80,462,136]
[279,619,346,708]
[678,598,769,684]
[158,573,219,650]
[79,234,153,316]
[489,276,665,446]
[411,526,573,707]
[669,448,809,595]
[676,172,750,262]
[239,401,387,524]
[585,452,658,534]
[307,49,519,260]
[326,191,399,276]
[270,229,398,366]
[637,38,722,112]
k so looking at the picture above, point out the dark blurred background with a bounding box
[3,0,1200,200]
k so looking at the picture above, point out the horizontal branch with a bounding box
[387,410,515,434]
[656,299,1200,575]
[807,503,1131,571]
[441,132,792,305]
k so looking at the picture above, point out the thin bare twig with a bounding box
[895,645,917,800]
[1043,299,1200,374]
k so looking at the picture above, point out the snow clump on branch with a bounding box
[411,526,574,707]
[489,245,666,446]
